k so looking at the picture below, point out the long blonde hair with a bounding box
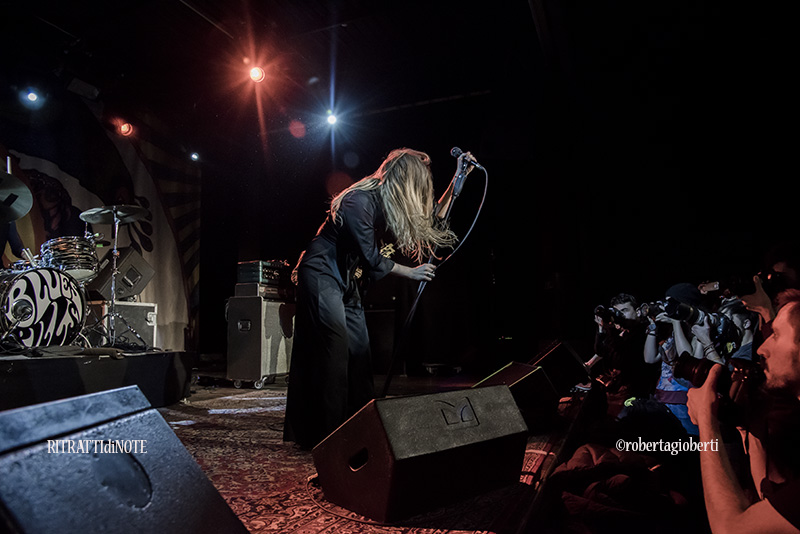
[330,148,456,263]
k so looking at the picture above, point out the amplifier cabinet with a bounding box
[86,301,158,349]
[226,297,295,386]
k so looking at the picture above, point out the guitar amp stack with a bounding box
[226,260,295,388]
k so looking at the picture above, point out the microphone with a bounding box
[450,147,484,169]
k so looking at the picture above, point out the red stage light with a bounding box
[119,122,134,136]
[288,120,306,139]
[249,67,266,83]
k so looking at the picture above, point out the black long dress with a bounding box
[283,189,395,449]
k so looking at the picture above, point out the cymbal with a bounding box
[79,205,149,225]
[0,171,34,224]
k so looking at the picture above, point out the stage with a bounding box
[0,346,715,533]
[0,349,194,412]
[158,374,601,534]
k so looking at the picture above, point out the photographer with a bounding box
[719,299,761,362]
[644,283,712,436]
[593,293,659,400]
[687,289,800,534]
[741,241,800,330]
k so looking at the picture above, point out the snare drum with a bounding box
[40,235,100,282]
[0,268,87,347]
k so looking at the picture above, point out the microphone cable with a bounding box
[380,160,488,397]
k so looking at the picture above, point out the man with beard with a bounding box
[687,289,800,534]
[593,293,659,400]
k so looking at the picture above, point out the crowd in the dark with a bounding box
[549,242,800,534]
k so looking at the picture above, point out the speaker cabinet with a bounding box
[0,386,247,534]
[88,247,155,301]
[311,385,528,523]
[86,301,158,349]
[473,362,560,432]
[226,297,295,384]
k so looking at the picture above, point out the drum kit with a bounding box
[1,168,151,351]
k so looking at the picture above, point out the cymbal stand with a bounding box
[93,208,147,349]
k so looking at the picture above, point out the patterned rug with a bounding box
[158,385,564,534]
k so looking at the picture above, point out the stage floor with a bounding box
[156,372,596,534]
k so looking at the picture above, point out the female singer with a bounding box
[283,147,476,449]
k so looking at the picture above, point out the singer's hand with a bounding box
[392,262,436,281]
[458,151,478,175]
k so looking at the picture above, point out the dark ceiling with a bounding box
[0,1,541,154]
[1,0,787,357]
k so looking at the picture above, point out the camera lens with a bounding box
[664,298,702,324]
[673,353,715,387]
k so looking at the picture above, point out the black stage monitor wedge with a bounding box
[312,385,528,523]
[87,247,155,301]
[473,362,560,433]
[0,386,248,534]
[528,340,592,396]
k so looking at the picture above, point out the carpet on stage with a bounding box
[158,385,559,534]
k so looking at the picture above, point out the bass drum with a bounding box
[0,268,87,348]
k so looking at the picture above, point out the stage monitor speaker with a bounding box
[87,247,155,301]
[528,340,591,396]
[311,385,528,523]
[472,362,560,432]
[0,386,248,534]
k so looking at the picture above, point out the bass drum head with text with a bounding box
[0,268,87,348]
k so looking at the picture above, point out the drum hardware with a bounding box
[90,231,111,248]
[0,300,34,346]
[0,319,23,346]
[0,169,33,224]
[78,205,150,349]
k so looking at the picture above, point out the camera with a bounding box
[714,270,787,299]
[636,301,666,319]
[674,352,764,424]
[662,297,740,355]
[594,305,624,324]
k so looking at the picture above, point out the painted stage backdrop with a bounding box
[0,87,200,352]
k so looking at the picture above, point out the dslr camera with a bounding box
[594,305,625,324]
[674,352,764,425]
[636,301,666,320]
[662,297,740,355]
[710,269,787,299]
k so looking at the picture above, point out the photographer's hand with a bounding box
[687,363,724,429]
[594,314,605,332]
[691,317,725,364]
[644,319,661,364]
[742,275,776,324]
[687,363,797,534]
[655,312,679,326]
[691,317,713,346]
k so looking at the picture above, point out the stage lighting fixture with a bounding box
[326,111,337,125]
[249,67,266,83]
[190,152,200,161]
[118,122,134,137]
[18,88,44,109]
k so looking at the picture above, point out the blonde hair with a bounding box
[330,148,456,263]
